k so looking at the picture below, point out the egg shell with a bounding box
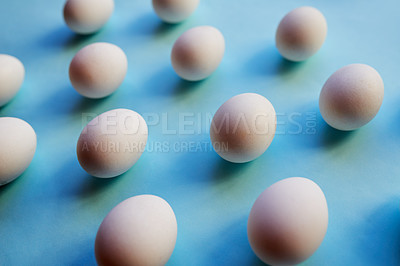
[152,0,199,23]
[171,26,225,81]
[0,54,25,107]
[63,0,114,35]
[69,42,128,99]
[95,195,178,266]
[77,108,148,178]
[0,117,36,186]
[276,6,327,62]
[247,177,328,266]
[319,64,384,131]
[210,93,276,163]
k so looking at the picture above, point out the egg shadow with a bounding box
[245,44,304,77]
[78,174,122,199]
[142,66,206,96]
[0,170,25,194]
[213,158,253,183]
[0,102,13,116]
[37,85,79,116]
[129,12,183,37]
[71,95,112,115]
[36,85,111,118]
[39,26,102,51]
[53,158,123,199]
[354,199,400,264]
[303,108,355,148]
[318,123,354,147]
[277,57,304,75]
[0,83,29,116]
[251,257,268,266]
[207,215,266,265]
[142,66,179,95]
[174,78,206,96]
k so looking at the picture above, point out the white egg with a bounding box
[0,54,25,107]
[319,64,384,131]
[152,0,199,24]
[77,108,148,178]
[63,0,114,35]
[69,42,128,99]
[210,93,276,163]
[0,117,36,186]
[248,177,328,266]
[95,195,178,266]
[171,26,225,81]
[276,6,327,62]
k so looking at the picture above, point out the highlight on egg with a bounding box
[247,177,329,265]
[0,117,37,186]
[63,0,114,35]
[210,93,276,163]
[152,0,199,24]
[77,108,148,178]
[319,64,384,131]
[95,195,178,266]
[0,54,25,107]
[69,42,128,99]
[171,25,225,81]
[276,6,327,62]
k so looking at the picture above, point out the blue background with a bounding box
[0,0,399,265]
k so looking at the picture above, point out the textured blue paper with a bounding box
[0,0,400,265]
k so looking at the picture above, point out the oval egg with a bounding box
[77,108,148,178]
[171,26,225,81]
[247,177,328,265]
[63,0,114,35]
[69,42,128,99]
[0,54,25,107]
[95,195,178,266]
[152,0,199,23]
[276,6,327,62]
[319,63,384,131]
[0,117,37,185]
[210,93,276,163]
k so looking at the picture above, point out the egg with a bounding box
[77,108,148,178]
[210,93,276,163]
[95,195,178,266]
[319,64,384,131]
[276,6,327,62]
[0,54,25,107]
[69,42,128,99]
[171,26,225,81]
[247,177,328,266]
[152,0,199,24]
[63,0,114,35]
[0,117,36,186]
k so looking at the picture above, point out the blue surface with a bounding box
[1,0,400,265]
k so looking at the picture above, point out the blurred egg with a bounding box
[319,64,384,131]
[248,177,328,265]
[0,54,25,107]
[0,117,36,185]
[276,6,327,62]
[77,108,148,178]
[95,195,178,266]
[152,0,199,23]
[69,42,128,99]
[171,26,225,81]
[210,93,276,163]
[63,0,114,34]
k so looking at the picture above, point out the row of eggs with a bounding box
[0,0,385,265]
[0,68,384,184]
[94,177,328,266]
